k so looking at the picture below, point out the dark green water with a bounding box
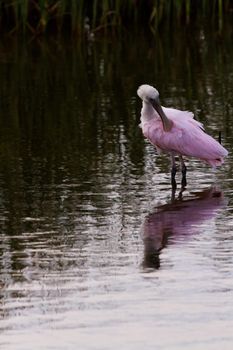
[0,25,233,349]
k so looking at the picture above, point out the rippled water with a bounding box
[1,26,233,349]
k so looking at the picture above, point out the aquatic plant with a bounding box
[0,0,232,37]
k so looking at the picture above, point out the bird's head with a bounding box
[137,84,160,104]
[137,84,173,132]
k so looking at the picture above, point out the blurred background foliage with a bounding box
[0,0,232,38]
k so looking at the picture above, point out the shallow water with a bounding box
[1,26,233,349]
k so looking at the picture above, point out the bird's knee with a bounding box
[171,165,177,177]
[182,164,187,176]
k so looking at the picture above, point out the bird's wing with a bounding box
[163,107,194,119]
[165,123,226,159]
[163,107,204,130]
[145,118,227,160]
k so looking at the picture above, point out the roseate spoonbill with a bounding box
[137,84,228,188]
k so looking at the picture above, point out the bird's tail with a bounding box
[205,158,225,168]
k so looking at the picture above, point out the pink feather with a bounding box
[140,106,228,167]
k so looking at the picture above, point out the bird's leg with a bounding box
[180,156,187,188]
[171,154,177,190]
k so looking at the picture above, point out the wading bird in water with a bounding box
[137,84,228,188]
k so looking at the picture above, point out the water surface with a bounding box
[0,27,233,349]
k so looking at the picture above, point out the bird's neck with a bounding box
[140,101,158,122]
[140,102,173,131]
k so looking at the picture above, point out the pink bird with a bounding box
[137,84,228,188]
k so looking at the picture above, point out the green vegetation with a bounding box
[0,0,232,37]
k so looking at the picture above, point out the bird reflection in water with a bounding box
[142,186,227,269]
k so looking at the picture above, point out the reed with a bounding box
[0,0,232,37]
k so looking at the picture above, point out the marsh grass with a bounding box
[0,0,232,37]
